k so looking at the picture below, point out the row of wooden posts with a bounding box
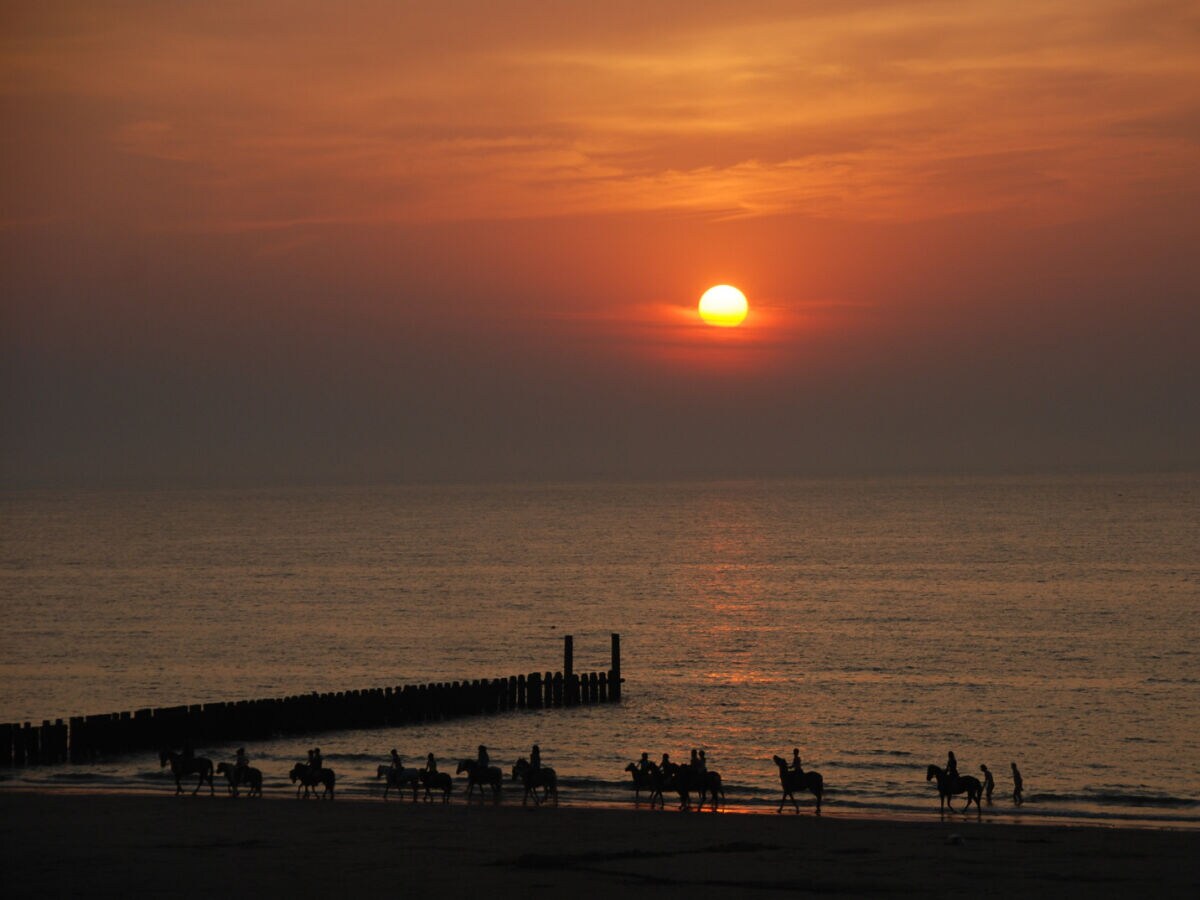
[0,634,622,767]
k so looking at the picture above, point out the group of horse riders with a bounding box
[635,746,712,778]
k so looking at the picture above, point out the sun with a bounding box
[698,285,748,327]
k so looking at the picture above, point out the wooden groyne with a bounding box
[1,634,622,767]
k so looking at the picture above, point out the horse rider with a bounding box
[789,748,802,772]
[660,752,673,774]
[390,749,402,770]
[690,748,701,771]
[698,750,708,774]
[477,744,490,771]
[311,747,324,772]
[946,750,959,788]
[235,747,248,773]
[530,744,541,771]
[637,752,654,775]
[425,752,438,775]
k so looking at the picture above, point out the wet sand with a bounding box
[2,792,1197,898]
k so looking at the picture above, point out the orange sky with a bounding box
[3,1,1198,484]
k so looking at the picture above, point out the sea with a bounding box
[2,474,1197,828]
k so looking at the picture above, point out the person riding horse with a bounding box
[425,752,437,775]
[530,744,541,770]
[477,745,489,770]
[637,752,653,775]
[390,749,402,770]
[789,748,802,772]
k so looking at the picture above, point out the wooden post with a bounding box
[610,632,622,701]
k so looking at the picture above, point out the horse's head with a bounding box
[625,762,637,773]
[926,764,940,781]
[216,762,229,774]
[376,765,389,779]
[772,755,787,771]
[456,759,471,774]
[290,763,302,782]
[511,757,528,780]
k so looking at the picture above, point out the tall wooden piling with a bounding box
[611,632,622,701]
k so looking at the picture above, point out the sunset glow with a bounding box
[2,1,1197,484]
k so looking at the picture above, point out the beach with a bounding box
[2,792,1197,898]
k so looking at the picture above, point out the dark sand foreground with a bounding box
[2,793,1197,898]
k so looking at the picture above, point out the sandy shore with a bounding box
[2,792,1197,898]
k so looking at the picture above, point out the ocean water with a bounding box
[1,474,1197,827]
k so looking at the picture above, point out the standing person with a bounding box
[980,764,995,805]
[530,744,541,770]
[1011,762,1024,806]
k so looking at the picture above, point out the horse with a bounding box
[668,763,724,811]
[926,764,982,812]
[375,764,422,802]
[420,768,453,803]
[216,762,263,798]
[456,758,502,800]
[772,755,823,814]
[512,757,558,806]
[624,762,665,807]
[159,749,215,796]
[290,762,336,799]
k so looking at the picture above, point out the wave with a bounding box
[1030,791,1198,809]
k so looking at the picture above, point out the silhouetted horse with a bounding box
[420,768,453,803]
[772,755,823,814]
[512,757,558,806]
[456,758,502,800]
[927,764,981,811]
[668,763,724,810]
[624,762,666,807]
[159,749,215,796]
[290,762,335,799]
[216,762,263,798]
[376,764,422,801]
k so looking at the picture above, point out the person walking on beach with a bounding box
[1011,762,1024,806]
[980,764,994,805]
